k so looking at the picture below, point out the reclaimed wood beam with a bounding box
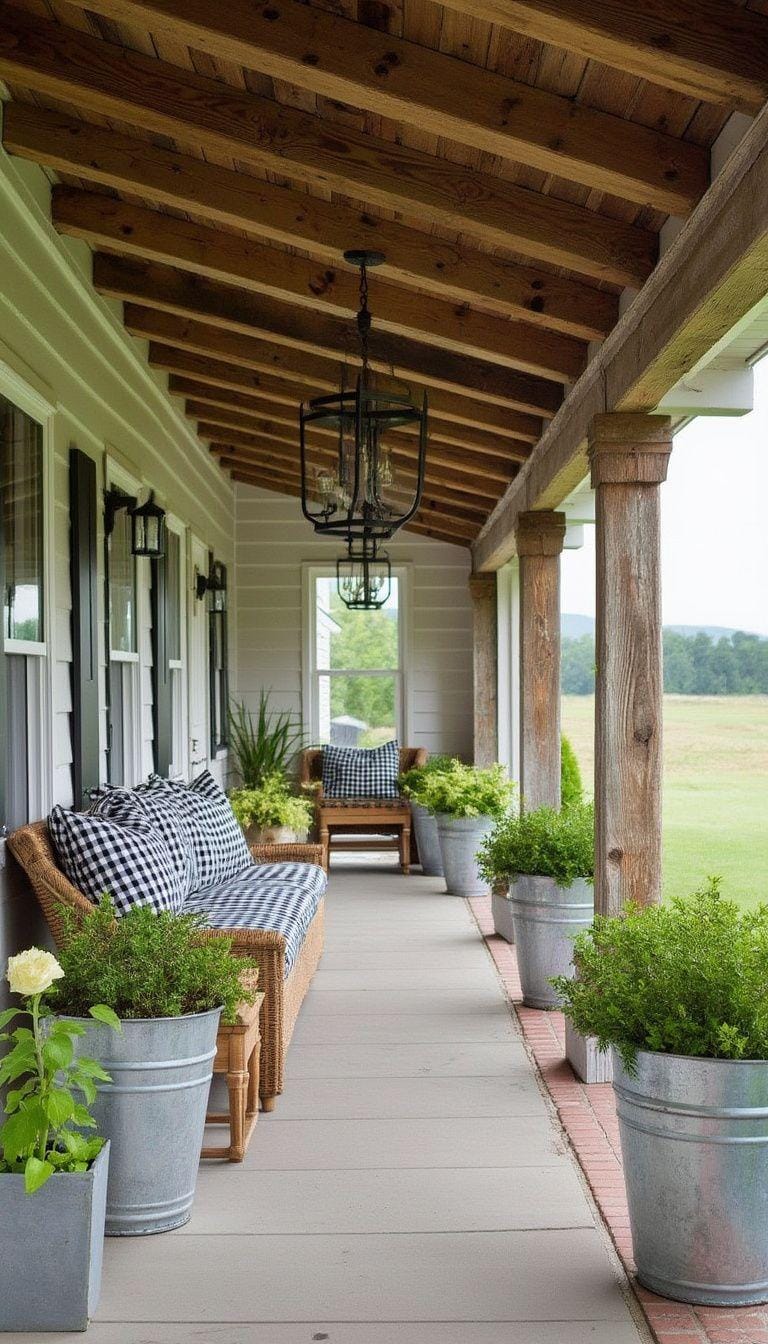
[438,0,768,114]
[108,270,564,416]
[52,187,586,382]
[60,0,707,213]
[0,9,657,287]
[3,103,617,342]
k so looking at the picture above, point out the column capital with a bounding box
[588,413,673,487]
[515,510,567,558]
[468,573,496,601]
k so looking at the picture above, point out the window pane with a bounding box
[1,395,44,643]
[109,504,136,653]
[5,653,29,827]
[166,530,181,662]
[318,673,397,747]
[108,660,125,785]
[316,577,399,671]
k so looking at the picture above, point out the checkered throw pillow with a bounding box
[140,771,252,891]
[321,740,400,799]
[91,786,195,899]
[48,798,186,916]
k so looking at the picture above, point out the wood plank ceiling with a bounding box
[1,0,765,546]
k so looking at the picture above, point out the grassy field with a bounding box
[561,695,768,908]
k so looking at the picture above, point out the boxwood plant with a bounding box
[398,754,454,800]
[229,772,313,834]
[554,879,768,1071]
[413,761,515,820]
[478,801,594,889]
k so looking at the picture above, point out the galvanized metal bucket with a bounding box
[411,802,443,876]
[509,874,593,1008]
[73,1008,221,1236]
[491,887,515,943]
[613,1049,768,1306]
[435,814,494,896]
[0,1140,109,1332]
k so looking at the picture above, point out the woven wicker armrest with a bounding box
[249,842,324,866]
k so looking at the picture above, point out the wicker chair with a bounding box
[6,823,325,1112]
[299,746,427,873]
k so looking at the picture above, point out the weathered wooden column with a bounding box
[588,413,673,916]
[515,511,566,809]
[468,574,498,766]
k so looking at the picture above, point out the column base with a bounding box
[565,1020,613,1083]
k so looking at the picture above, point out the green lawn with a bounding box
[561,695,768,908]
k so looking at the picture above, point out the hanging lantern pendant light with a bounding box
[336,531,392,611]
[300,250,427,542]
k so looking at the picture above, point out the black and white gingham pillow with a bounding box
[321,740,400,799]
[48,798,185,916]
[91,786,195,898]
[141,772,251,891]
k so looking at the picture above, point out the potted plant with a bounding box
[229,771,314,844]
[0,948,116,1331]
[398,754,454,876]
[417,762,515,897]
[53,899,255,1236]
[555,880,768,1307]
[228,691,305,788]
[478,802,593,1006]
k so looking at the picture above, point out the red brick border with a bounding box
[470,895,768,1344]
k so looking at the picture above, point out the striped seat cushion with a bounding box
[183,861,327,976]
[321,740,400,799]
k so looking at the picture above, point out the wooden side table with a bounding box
[202,990,265,1162]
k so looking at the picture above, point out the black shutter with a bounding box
[0,432,6,834]
[151,551,172,778]
[69,448,100,808]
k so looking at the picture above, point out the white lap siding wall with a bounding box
[0,134,235,990]
[234,484,475,759]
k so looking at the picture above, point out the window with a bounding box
[0,393,47,830]
[106,480,139,786]
[208,559,228,756]
[308,570,406,747]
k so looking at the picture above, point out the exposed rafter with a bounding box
[3,103,617,342]
[0,8,658,287]
[60,0,707,213]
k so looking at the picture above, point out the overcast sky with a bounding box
[561,356,768,636]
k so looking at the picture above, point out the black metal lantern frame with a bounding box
[336,532,392,610]
[104,487,166,559]
[300,250,427,544]
[195,558,227,606]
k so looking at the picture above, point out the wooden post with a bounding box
[515,511,566,810]
[588,413,673,916]
[469,574,498,766]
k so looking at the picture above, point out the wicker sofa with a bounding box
[6,823,325,1112]
[300,745,427,872]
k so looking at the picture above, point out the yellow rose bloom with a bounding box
[6,948,65,997]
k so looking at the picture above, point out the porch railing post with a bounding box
[588,413,673,916]
[515,511,566,810]
[468,574,498,766]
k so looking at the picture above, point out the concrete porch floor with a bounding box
[18,862,649,1343]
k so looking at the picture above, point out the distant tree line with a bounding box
[561,630,768,695]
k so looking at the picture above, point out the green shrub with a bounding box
[478,801,594,888]
[414,761,515,820]
[560,735,583,809]
[398,754,456,799]
[228,691,305,788]
[554,880,768,1071]
[53,899,256,1024]
[229,772,313,833]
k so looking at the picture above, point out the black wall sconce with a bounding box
[195,558,227,604]
[104,487,166,559]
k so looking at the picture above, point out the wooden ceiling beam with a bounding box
[113,279,563,417]
[59,0,707,214]
[156,352,542,442]
[3,104,617,342]
[437,0,768,114]
[182,396,528,464]
[0,9,657,287]
[52,187,586,383]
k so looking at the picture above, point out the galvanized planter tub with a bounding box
[509,874,593,1009]
[0,1141,109,1332]
[411,802,443,876]
[73,1008,221,1236]
[613,1049,768,1306]
[491,884,514,943]
[435,814,494,897]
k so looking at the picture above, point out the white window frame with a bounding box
[0,360,55,827]
[165,513,189,781]
[105,456,143,787]
[301,562,412,746]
